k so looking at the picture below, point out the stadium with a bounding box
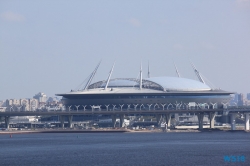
[56,62,232,111]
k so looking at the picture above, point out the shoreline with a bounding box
[0,128,249,134]
[0,129,128,134]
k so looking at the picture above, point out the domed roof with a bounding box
[101,79,138,87]
[144,77,211,91]
[94,76,211,92]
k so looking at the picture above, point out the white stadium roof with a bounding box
[90,76,211,92]
[56,76,233,96]
[56,62,233,96]
[145,77,211,91]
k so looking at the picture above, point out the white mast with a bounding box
[147,61,150,78]
[104,62,115,90]
[173,61,181,77]
[140,62,142,90]
[83,61,101,90]
[190,61,205,84]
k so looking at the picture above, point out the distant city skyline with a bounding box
[0,0,250,100]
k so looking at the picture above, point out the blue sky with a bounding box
[0,0,250,100]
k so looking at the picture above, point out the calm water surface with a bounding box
[0,132,250,166]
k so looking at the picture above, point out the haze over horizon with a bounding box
[0,0,250,100]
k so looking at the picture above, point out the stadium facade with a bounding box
[56,62,232,110]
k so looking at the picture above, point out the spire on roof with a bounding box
[104,62,115,90]
[148,61,150,78]
[83,60,101,90]
[190,61,205,84]
[140,62,143,90]
[173,61,181,78]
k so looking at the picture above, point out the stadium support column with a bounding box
[165,114,171,129]
[68,115,73,128]
[119,114,124,128]
[174,113,179,122]
[156,114,162,126]
[230,113,236,130]
[5,116,10,129]
[209,112,216,129]
[60,115,65,129]
[245,113,249,131]
[197,113,204,130]
[111,115,116,128]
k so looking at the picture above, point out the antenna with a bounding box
[104,62,115,90]
[83,61,101,90]
[173,60,181,77]
[190,61,205,84]
[140,62,142,90]
[148,61,150,78]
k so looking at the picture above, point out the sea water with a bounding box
[0,132,249,166]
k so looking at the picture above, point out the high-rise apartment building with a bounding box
[33,92,47,103]
[237,93,244,106]
[5,98,39,111]
[247,93,250,100]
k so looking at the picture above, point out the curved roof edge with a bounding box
[87,76,211,92]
